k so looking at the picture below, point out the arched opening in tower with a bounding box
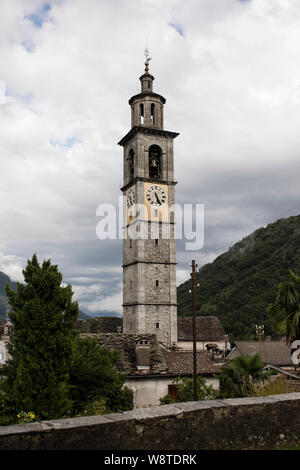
[149,145,161,179]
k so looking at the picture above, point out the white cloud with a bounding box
[0,0,300,314]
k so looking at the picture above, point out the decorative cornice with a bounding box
[123,303,178,307]
[128,92,165,106]
[118,125,179,147]
[121,176,177,192]
[122,260,177,268]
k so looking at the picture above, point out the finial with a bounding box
[144,43,151,73]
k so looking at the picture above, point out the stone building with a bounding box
[119,50,178,346]
[80,331,220,409]
[0,320,13,366]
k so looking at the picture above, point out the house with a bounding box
[226,340,293,369]
[177,316,226,352]
[80,332,221,409]
[0,320,13,366]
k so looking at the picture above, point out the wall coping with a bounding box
[1,393,300,438]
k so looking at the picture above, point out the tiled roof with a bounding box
[81,332,220,377]
[81,333,169,376]
[75,316,123,334]
[177,316,225,342]
[163,350,221,376]
[228,341,292,366]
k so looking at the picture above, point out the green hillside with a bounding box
[177,215,300,341]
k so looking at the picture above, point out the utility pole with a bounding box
[190,260,198,401]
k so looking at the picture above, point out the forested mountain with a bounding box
[177,215,300,340]
[0,272,17,321]
[0,271,90,321]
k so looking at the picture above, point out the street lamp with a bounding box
[256,325,264,356]
[256,325,264,343]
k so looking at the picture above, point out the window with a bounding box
[128,149,134,179]
[151,103,155,124]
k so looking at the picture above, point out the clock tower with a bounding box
[119,51,179,346]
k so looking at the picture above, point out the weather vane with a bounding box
[144,42,151,72]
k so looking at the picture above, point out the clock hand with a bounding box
[155,192,161,205]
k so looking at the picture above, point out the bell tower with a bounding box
[119,50,179,346]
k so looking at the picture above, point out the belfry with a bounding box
[119,50,179,346]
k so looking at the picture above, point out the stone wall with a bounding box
[0,394,299,450]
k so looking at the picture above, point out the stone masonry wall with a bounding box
[0,394,299,450]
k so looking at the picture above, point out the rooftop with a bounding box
[227,341,292,367]
[80,332,221,378]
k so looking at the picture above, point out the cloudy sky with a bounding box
[1,0,300,316]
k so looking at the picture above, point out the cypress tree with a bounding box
[3,254,79,420]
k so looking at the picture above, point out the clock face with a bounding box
[127,187,135,208]
[146,185,167,207]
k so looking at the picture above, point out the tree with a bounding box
[175,376,217,402]
[219,354,270,398]
[69,336,133,414]
[267,270,300,344]
[2,254,79,420]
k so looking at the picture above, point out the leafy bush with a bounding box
[251,375,291,397]
[160,376,217,405]
[159,395,175,405]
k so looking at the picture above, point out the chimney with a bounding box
[135,339,151,370]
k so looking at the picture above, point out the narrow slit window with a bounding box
[151,103,155,124]
[128,149,134,179]
[140,103,144,124]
